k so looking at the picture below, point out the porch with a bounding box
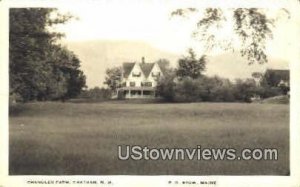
[115,87,156,99]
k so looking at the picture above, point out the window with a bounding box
[152,72,160,77]
[132,72,141,77]
[143,91,152,95]
[130,82,136,87]
[142,82,152,87]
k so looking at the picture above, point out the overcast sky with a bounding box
[7,0,299,87]
[53,0,296,60]
[56,1,197,54]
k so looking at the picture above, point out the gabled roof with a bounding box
[266,69,289,82]
[123,62,135,78]
[157,61,168,75]
[122,61,168,79]
[140,63,155,77]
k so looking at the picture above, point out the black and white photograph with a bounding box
[1,0,300,186]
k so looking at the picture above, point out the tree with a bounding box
[174,77,203,102]
[172,76,236,102]
[176,48,207,79]
[171,8,291,65]
[259,70,289,95]
[54,46,86,99]
[9,8,86,102]
[156,58,170,67]
[233,78,258,102]
[103,66,122,92]
[260,70,283,87]
[156,68,176,101]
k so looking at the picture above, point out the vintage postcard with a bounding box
[0,0,300,186]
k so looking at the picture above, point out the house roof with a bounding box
[266,69,290,82]
[140,63,155,77]
[122,61,168,78]
[122,62,135,78]
[157,61,168,75]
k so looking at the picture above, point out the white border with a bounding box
[0,0,300,186]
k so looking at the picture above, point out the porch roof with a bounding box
[118,87,155,91]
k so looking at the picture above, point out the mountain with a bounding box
[205,53,289,81]
[64,40,179,88]
[63,40,289,88]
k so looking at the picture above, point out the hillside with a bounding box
[63,40,289,88]
[64,40,179,88]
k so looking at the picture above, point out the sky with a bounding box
[55,1,196,54]
[37,0,299,87]
[53,0,296,59]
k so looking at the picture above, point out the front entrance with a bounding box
[123,89,155,99]
[114,87,156,99]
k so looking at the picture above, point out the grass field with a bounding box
[9,101,289,175]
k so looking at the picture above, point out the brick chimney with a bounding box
[141,57,145,64]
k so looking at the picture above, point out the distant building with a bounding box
[260,69,290,96]
[264,69,290,87]
[114,57,167,99]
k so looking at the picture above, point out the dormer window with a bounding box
[152,72,160,77]
[132,72,141,77]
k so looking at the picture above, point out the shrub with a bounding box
[156,69,176,101]
[9,93,24,104]
[157,73,284,103]
[174,77,203,102]
[158,76,237,102]
[258,86,283,99]
[232,78,259,102]
[78,87,112,100]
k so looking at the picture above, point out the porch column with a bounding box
[128,90,131,98]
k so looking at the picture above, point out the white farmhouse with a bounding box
[115,57,167,99]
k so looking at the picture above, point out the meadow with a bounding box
[9,101,289,175]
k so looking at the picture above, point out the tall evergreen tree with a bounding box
[176,49,206,79]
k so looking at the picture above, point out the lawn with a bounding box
[9,101,289,175]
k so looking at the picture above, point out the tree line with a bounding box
[9,8,86,103]
[100,7,291,103]
[101,48,288,103]
[156,49,289,103]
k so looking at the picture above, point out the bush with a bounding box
[9,93,24,103]
[156,69,176,101]
[158,76,238,102]
[78,87,112,100]
[174,77,236,102]
[174,78,203,102]
[200,76,235,102]
[257,86,283,99]
[157,73,285,103]
[232,78,259,102]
